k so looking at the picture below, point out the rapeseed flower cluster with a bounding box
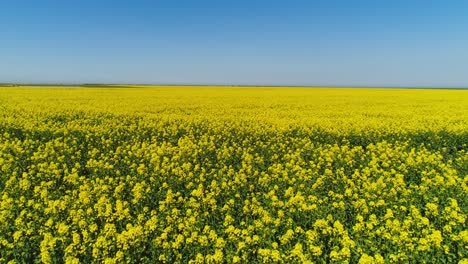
[0,86,467,263]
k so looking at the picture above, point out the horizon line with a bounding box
[0,82,467,90]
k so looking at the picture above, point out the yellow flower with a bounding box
[358,253,374,264]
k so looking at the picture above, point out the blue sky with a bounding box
[1,0,467,87]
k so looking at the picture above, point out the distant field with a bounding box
[0,86,467,263]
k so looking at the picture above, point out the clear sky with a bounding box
[1,0,467,87]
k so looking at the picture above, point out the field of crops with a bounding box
[0,86,467,263]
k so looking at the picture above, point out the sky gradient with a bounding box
[1,0,468,87]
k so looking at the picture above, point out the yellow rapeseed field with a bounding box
[0,86,467,263]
